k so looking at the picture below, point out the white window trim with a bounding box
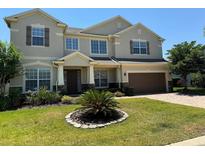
[131,39,148,55]
[31,26,45,47]
[90,38,108,56]
[23,61,53,93]
[65,37,80,51]
[25,68,51,92]
[94,69,109,89]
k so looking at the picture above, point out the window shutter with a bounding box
[26,26,31,46]
[147,41,150,55]
[130,40,133,54]
[45,28,49,47]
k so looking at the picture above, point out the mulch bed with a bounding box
[70,109,124,125]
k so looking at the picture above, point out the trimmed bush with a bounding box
[0,96,10,111]
[0,88,23,111]
[26,88,61,106]
[77,90,119,117]
[114,91,125,97]
[61,95,73,104]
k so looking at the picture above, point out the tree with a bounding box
[0,41,23,96]
[168,41,205,90]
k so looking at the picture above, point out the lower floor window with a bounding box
[25,68,51,91]
[94,70,108,88]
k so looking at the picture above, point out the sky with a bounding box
[1,8,205,59]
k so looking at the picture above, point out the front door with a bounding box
[67,70,79,94]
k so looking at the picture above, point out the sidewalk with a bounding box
[169,135,205,146]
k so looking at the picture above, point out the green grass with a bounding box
[1,98,205,145]
[173,87,205,95]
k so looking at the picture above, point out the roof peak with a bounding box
[81,15,132,33]
[4,8,67,28]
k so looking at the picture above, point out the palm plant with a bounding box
[77,90,119,117]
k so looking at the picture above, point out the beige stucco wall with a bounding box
[82,17,131,35]
[115,24,163,59]
[10,13,64,58]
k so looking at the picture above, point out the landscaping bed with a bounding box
[65,109,128,128]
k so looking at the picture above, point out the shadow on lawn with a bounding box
[174,87,205,96]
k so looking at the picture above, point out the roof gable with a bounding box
[4,8,67,28]
[81,16,132,35]
[115,22,165,41]
[59,51,94,62]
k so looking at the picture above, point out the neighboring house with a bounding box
[4,8,171,94]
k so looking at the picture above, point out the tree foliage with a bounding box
[0,41,23,95]
[168,41,205,89]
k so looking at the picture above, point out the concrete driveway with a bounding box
[118,93,205,109]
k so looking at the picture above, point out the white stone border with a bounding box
[65,109,128,129]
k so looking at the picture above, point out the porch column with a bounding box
[116,66,121,88]
[57,64,64,86]
[88,65,95,84]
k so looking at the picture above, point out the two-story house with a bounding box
[4,8,171,94]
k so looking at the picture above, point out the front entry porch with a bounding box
[53,52,121,94]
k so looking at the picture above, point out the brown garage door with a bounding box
[128,73,166,94]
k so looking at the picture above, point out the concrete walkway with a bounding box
[117,93,205,109]
[169,135,205,146]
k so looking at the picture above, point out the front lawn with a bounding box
[1,98,205,145]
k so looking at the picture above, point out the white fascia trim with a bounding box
[127,70,168,73]
[66,32,110,38]
[24,56,59,60]
[120,62,168,65]
[23,61,53,67]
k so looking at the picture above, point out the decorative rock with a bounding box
[94,124,103,127]
[74,123,81,128]
[81,125,89,129]
[89,125,97,129]
[65,109,128,129]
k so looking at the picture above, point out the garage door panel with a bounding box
[128,73,166,94]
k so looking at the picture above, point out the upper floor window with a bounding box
[32,27,45,46]
[131,40,149,55]
[65,38,79,50]
[91,40,107,55]
[26,26,49,47]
